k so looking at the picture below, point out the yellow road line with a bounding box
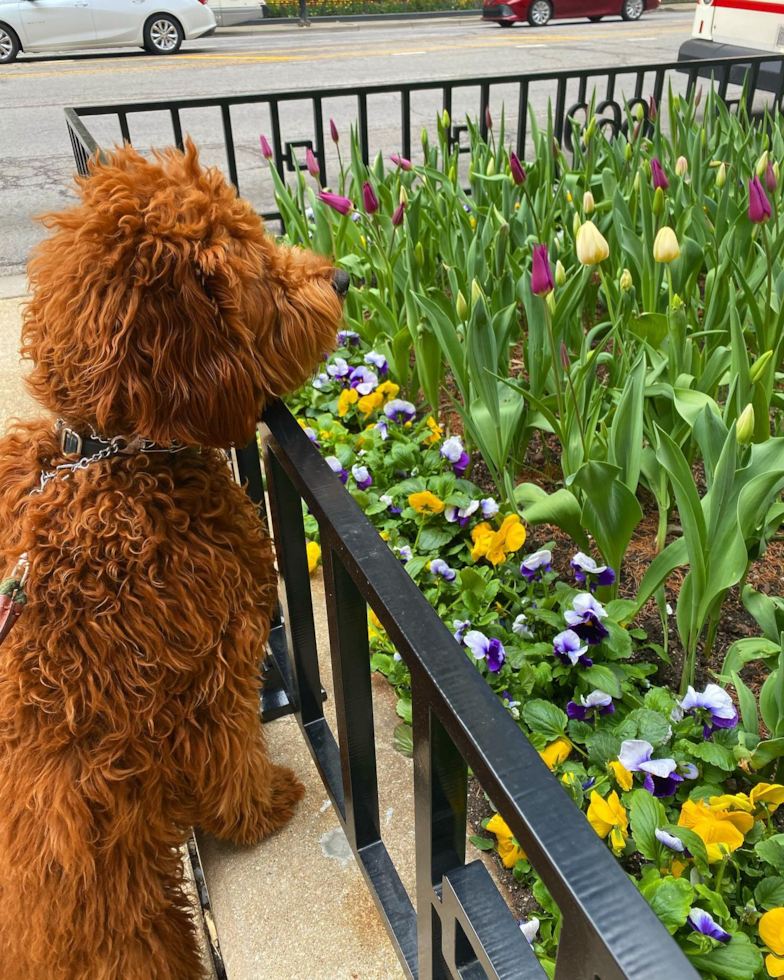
[0,25,689,79]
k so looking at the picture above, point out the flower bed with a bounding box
[264,0,477,16]
[263,94,784,978]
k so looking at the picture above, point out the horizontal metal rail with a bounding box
[65,53,784,222]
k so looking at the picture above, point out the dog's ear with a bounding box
[22,140,269,448]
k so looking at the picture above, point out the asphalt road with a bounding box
[1,6,696,275]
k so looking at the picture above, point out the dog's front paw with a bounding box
[222,765,306,846]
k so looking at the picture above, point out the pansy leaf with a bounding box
[404,557,430,581]
[685,934,763,980]
[754,835,784,874]
[688,741,737,772]
[605,598,638,623]
[418,527,456,552]
[395,697,413,725]
[661,825,710,877]
[393,724,414,758]
[639,874,694,934]
[600,619,633,660]
[755,876,784,911]
[586,731,622,767]
[629,789,667,862]
[582,664,622,699]
[458,567,489,597]
[521,699,568,740]
[469,835,496,852]
[567,720,594,744]
[693,884,730,922]
[627,708,671,747]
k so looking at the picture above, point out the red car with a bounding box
[482,0,658,27]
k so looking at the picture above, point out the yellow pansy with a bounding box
[485,515,527,566]
[539,737,572,770]
[587,791,629,855]
[677,799,754,863]
[358,390,384,417]
[380,530,390,541]
[711,783,784,820]
[470,217,477,229]
[409,491,445,515]
[486,813,527,867]
[471,521,496,562]
[306,541,321,574]
[319,430,332,440]
[369,609,384,633]
[377,380,400,402]
[609,761,634,792]
[424,416,443,445]
[760,908,784,977]
[338,387,359,418]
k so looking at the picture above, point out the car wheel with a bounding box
[620,0,644,19]
[0,24,20,65]
[527,0,552,25]
[144,15,184,55]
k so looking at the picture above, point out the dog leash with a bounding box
[0,421,192,649]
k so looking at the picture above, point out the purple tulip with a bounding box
[318,191,354,216]
[362,181,380,215]
[510,152,527,186]
[767,161,778,194]
[485,105,493,131]
[330,118,340,144]
[306,149,320,179]
[749,175,772,224]
[260,135,273,160]
[651,157,669,191]
[392,201,406,227]
[531,243,555,297]
[649,96,658,121]
[390,154,413,171]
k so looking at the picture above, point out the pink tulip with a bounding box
[330,119,340,144]
[510,152,527,186]
[260,135,273,160]
[485,106,493,131]
[649,96,658,121]
[306,149,320,179]
[531,244,554,297]
[362,181,380,215]
[651,157,669,191]
[392,201,406,227]
[766,161,778,194]
[318,191,353,216]
[749,175,772,224]
[390,154,413,171]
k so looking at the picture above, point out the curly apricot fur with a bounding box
[0,141,341,979]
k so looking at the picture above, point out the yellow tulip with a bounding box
[677,799,754,863]
[609,760,634,792]
[619,268,633,292]
[306,540,321,574]
[409,491,445,515]
[338,387,359,418]
[539,737,572,770]
[583,190,596,215]
[575,220,610,266]
[760,908,784,976]
[587,791,629,855]
[653,226,680,264]
[486,813,527,867]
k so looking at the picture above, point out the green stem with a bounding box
[714,855,729,893]
[565,368,589,462]
[413,515,426,552]
[655,504,668,555]
[542,299,567,434]
[763,223,773,350]
[522,184,542,240]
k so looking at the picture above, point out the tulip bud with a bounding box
[620,268,633,292]
[585,115,597,141]
[649,96,658,121]
[653,186,665,217]
[716,163,727,189]
[671,293,684,311]
[330,119,340,144]
[416,324,425,339]
[509,152,527,186]
[306,148,320,180]
[636,102,645,122]
[456,290,469,321]
[485,105,493,131]
[471,278,482,304]
[555,259,566,287]
[653,226,680,264]
[486,158,495,177]
[416,242,425,269]
[560,341,570,371]
[260,135,273,160]
[766,161,778,194]
[441,109,450,131]
[675,156,688,178]
[583,190,595,215]
[392,201,406,228]
[448,165,457,184]
[624,142,634,162]
[757,151,769,178]
[399,185,408,205]
[775,162,781,187]
[575,221,610,266]
[362,181,379,215]
[737,404,755,445]
[695,85,703,107]
[552,136,560,160]
[701,127,707,149]
[633,172,641,194]
[573,211,582,236]
[750,350,773,385]
[546,290,556,317]
[764,133,771,151]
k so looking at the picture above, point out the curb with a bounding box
[0,276,28,301]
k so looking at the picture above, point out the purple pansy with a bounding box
[679,762,699,780]
[431,558,457,582]
[337,329,360,347]
[453,619,471,644]
[618,740,683,798]
[582,776,596,791]
[564,593,609,645]
[688,909,731,943]
[570,552,616,592]
[464,630,506,672]
[441,436,470,476]
[481,498,499,519]
[351,464,372,490]
[519,918,540,944]
[566,690,615,721]
[365,351,389,374]
[312,372,330,390]
[445,500,479,525]
[513,614,534,639]
[553,629,593,668]
[380,494,402,515]
[326,455,348,484]
[384,399,416,424]
[394,545,413,563]
[655,828,686,853]
[680,684,738,739]
[327,356,351,381]
[375,420,389,440]
[302,426,319,446]
[520,549,552,582]
[349,366,379,395]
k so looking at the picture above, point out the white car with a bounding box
[0,0,216,64]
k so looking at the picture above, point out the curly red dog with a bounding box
[0,140,343,979]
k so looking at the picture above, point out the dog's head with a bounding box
[23,139,345,448]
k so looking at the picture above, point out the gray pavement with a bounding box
[1,7,696,276]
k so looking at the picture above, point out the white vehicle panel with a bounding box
[17,0,96,49]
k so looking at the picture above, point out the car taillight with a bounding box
[196,0,208,4]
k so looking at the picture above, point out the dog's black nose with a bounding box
[332,268,350,298]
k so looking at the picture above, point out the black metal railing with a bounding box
[65,53,784,224]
